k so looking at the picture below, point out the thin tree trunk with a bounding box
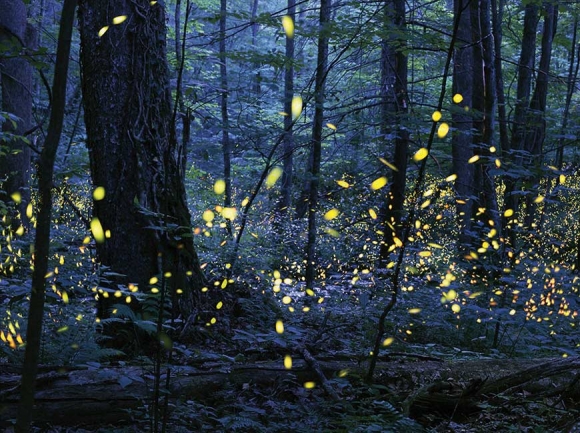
[278,0,296,217]
[220,0,233,237]
[471,0,499,229]
[502,3,539,250]
[491,0,508,155]
[172,0,192,179]
[175,0,182,71]
[16,1,77,430]
[555,16,579,169]
[471,0,503,348]
[540,15,577,232]
[304,0,330,290]
[523,3,557,228]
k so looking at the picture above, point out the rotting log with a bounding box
[404,357,580,420]
[481,356,580,395]
[0,361,342,427]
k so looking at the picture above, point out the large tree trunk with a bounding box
[378,0,408,265]
[0,0,34,224]
[451,0,474,249]
[78,0,204,331]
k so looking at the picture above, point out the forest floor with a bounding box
[2,349,580,432]
[1,238,580,432]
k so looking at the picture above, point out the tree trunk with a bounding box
[555,16,579,169]
[471,0,499,230]
[304,0,330,291]
[220,0,233,237]
[175,0,182,72]
[470,0,503,349]
[502,3,539,249]
[491,0,508,157]
[378,0,408,266]
[78,0,204,332]
[451,0,474,249]
[0,0,34,224]
[278,0,296,217]
[523,3,557,228]
[16,1,77,430]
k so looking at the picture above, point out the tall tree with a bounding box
[451,0,474,248]
[555,15,579,169]
[471,0,503,348]
[523,3,557,227]
[219,0,233,237]
[78,0,204,335]
[502,2,539,249]
[16,1,76,429]
[172,0,192,178]
[0,0,34,223]
[278,0,296,216]
[471,0,499,229]
[304,0,330,290]
[491,0,508,159]
[378,0,408,266]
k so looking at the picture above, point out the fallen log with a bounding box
[404,356,580,421]
[0,360,346,427]
[481,356,580,395]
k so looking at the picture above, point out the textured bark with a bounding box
[0,0,34,222]
[451,0,474,248]
[78,1,204,326]
[1,365,306,427]
[378,0,408,264]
